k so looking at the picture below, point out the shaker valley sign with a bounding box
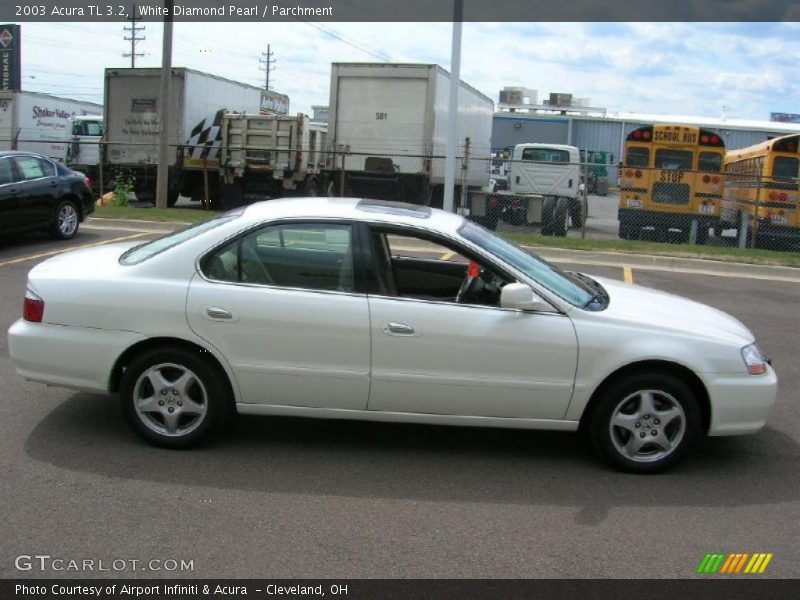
[0,24,20,91]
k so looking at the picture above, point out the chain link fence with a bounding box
[4,136,798,252]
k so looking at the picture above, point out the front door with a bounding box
[186,221,371,410]
[364,227,578,420]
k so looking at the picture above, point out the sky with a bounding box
[15,21,800,122]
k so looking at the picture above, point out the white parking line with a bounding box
[0,233,149,268]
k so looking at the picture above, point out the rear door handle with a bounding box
[384,322,416,335]
[205,306,233,320]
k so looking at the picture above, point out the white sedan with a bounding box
[7,198,777,472]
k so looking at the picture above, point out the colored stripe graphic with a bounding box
[698,552,773,575]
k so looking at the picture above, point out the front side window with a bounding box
[655,149,693,170]
[625,147,649,167]
[201,222,356,293]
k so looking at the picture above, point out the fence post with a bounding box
[738,210,749,249]
[202,142,211,211]
[581,151,589,239]
[689,219,698,245]
[751,174,762,248]
[97,140,105,198]
[340,148,347,198]
[459,137,470,213]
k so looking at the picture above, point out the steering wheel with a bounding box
[455,261,482,304]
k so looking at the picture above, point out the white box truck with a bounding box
[0,91,102,162]
[103,67,265,205]
[326,63,493,205]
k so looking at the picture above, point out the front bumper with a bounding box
[704,365,778,436]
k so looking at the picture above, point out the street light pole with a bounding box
[155,0,173,208]
[443,0,463,214]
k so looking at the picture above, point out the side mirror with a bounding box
[500,283,553,312]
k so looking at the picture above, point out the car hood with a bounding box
[589,276,754,346]
[29,241,142,275]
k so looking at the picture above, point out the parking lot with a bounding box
[1,224,798,579]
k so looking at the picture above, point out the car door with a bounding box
[0,156,19,234]
[364,226,578,420]
[186,220,371,410]
[10,155,55,228]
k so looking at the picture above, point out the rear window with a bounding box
[625,147,649,167]
[698,152,722,173]
[773,156,799,180]
[120,210,243,265]
[655,149,693,170]
[520,148,570,162]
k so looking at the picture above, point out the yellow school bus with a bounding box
[618,124,725,244]
[722,134,799,250]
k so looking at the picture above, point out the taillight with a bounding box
[769,191,778,201]
[625,169,633,177]
[84,177,92,188]
[779,192,788,202]
[642,130,651,140]
[634,170,642,178]
[23,289,44,323]
[702,175,710,183]
[712,175,721,184]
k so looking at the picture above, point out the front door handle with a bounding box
[385,322,415,335]
[205,306,233,320]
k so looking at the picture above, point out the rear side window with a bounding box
[0,158,14,185]
[625,147,649,167]
[201,223,356,293]
[773,156,799,180]
[13,156,53,179]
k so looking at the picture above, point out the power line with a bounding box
[123,3,145,67]
[259,44,276,91]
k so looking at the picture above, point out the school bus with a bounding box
[721,134,799,250]
[618,124,725,244]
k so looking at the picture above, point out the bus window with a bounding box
[625,147,649,167]
[698,152,722,172]
[655,149,692,170]
[773,156,799,180]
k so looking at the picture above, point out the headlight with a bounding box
[741,343,767,375]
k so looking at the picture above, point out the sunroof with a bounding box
[356,199,432,218]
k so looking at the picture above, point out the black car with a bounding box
[0,151,95,240]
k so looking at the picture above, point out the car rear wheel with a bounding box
[120,347,231,448]
[49,200,80,240]
[589,372,701,473]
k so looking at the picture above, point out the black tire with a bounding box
[119,346,232,449]
[588,371,701,473]
[541,196,556,235]
[552,197,569,237]
[302,178,319,197]
[569,198,584,229]
[695,227,709,246]
[49,199,80,240]
[167,190,180,207]
[618,222,634,240]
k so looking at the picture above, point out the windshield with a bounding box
[120,210,243,265]
[458,220,594,307]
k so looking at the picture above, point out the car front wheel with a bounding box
[50,199,80,240]
[119,347,231,448]
[589,372,701,473]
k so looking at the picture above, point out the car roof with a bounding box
[238,197,466,233]
[0,150,52,159]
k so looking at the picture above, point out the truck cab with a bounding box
[66,115,103,187]
[509,143,581,198]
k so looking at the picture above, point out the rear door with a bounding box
[11,155,57,228]
[512,147,578,197]
[186,220,371,410]
[0,156,19,233]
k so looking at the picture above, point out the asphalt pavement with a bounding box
[1,225,798,579]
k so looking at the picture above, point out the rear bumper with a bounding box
[618,208,719,230]
[7,319,145,394]
[704,366,778,436]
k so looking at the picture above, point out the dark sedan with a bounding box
[0,151,95,240]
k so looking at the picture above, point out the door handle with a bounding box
[385,322,415,335]
[205,306,233,320]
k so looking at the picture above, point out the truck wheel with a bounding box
[167,190,180,207]
[552,197,569,237]
[695,227,709,246]
[569,199,584,229]
[480,211,499,231]
[541,196,555,236]
[302,178,319,197]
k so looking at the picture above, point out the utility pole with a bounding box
[123,4,145,67]
[155,0,173,209]
[259,45,275,91]
[443,0,463,213]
